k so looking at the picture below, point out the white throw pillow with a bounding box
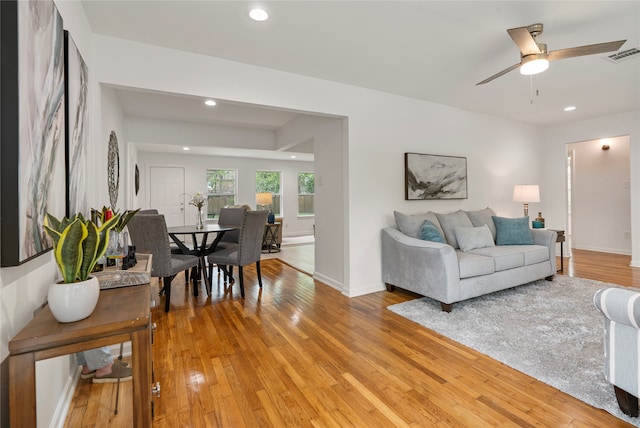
[454,224,496,252]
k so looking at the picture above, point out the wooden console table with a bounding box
[8,283,152,427]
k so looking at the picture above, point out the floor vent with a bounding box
[605,47,640,63]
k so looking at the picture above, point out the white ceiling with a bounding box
[83,1,640,144]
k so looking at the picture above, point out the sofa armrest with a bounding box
[594,287,640,328]
[531,229,557,248]
[381,227,461,303]
[531,229,557,273]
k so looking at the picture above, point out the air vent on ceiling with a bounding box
[605,47,640,63]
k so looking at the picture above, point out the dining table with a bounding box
[166,223,235,294]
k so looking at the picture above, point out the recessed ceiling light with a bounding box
[204,99,216,106]
[290,155,296,159]
[183,147,190,151]
[564,106,576,112]
[249,8,269,21]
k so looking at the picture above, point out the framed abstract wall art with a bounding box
[405,153,468,200]
[65,30,89,217]
[1,0,66,266]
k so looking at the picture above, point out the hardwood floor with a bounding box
[65,250,639,427]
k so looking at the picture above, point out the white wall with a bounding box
[127,116,276,151]
[92,35,548,298]
[0,2,94,426]
[570,136,631,254]
[98,85,127,211]
[136,151,316,237]
[542,110,640,267]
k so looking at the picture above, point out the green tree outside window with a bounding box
[298,172,315,216]
[256,171,281,216]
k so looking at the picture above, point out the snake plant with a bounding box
[43,213,121,283]
[95,206,141,232]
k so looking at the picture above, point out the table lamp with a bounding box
[256,192,275,223]
[256,192,272,210]
[513,185,540,217]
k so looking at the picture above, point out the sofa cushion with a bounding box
[419,220,446,243]
[457,251,495,278]
[436,210,473,249]
[394,211,443,239]
[454,225,495,252]
[470,246,525,271]
[465,207,497,240]
[518,245,551,265]
[492,216,534,245]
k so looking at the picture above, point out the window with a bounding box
[206,169,237,218]
[297,172,315,216]
[255,171,281,216]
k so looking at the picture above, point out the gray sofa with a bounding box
[381,207,557,312]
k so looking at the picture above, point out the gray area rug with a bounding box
[387,275,639,426]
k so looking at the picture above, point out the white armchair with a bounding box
[594,287,640,417]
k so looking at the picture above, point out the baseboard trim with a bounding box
[51,367,80,428]
[346,283,385,298]
[572,245,631,256]
[313,272,343,293]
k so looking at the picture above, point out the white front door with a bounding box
[148,166,185,227]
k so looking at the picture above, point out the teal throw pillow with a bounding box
[419,220,446,244]
[492,216,534,245]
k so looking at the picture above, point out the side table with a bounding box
[551,229,565,273]
[8,284,153,427]
[262,222,281,253]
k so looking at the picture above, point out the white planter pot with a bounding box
[48,276,100,323]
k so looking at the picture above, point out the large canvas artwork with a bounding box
[1,0,66,266]
[405,153,468,200]
[65,31,89,216]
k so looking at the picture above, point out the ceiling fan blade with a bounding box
[547,40,626,61]
[507,26,541,55]
[476,63,521,85]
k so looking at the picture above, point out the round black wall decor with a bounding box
[134,164,140,195]
[107,131,120,210]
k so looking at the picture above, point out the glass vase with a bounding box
[196,206,205,229]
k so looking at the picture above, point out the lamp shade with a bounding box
[513,185,540,203]
[256,192,273,206]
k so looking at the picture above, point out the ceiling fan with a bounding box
[476,23,626,85]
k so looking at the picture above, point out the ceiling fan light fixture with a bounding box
[520,55,549,76]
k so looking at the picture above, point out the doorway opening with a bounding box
[566,135,631,257]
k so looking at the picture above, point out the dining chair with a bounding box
[217,207,248,248]
[209,207,248,280]
[127,214,200,312]
[207,210,268,297]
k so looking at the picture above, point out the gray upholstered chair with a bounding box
[211,207,248,280]
[127,214,200,312]
[135,211,193,279]
[207,210,268,297]
[216,207,248,250]
[594,287,640,417]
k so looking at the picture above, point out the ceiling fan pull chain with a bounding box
[530,76,534,104]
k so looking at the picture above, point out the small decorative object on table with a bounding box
[532,212,545,229]
[43,212,121,323]
[43,207,141,323]
[186,191,207,229]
